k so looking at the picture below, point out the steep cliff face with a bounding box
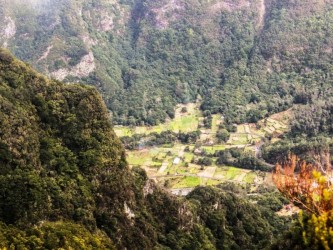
[0,0,130,75]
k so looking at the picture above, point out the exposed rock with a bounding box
[150,0,184,29]
[124,202,135,219]
[97,10,115,32]
[1,16,16,47]
[213,202,219,210]
[208,0,250,13]
[81,35,97,47]
[51,51,95,81]
[178,203,194,230]
[37,45,53,63]
[143,180,154,197]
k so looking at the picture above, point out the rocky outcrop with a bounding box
[51,51,95,81]
[0,16,16,47]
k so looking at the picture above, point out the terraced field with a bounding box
[114,103,200,136]
[117,104,291,190]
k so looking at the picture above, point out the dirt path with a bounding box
[178,145,185,157]
[158,162,168,174]
[37,45,53,63]
[257,0,266,30]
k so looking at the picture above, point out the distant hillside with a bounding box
[1,0,332,127]
[0,48,291,249]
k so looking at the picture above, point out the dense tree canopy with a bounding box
[1,0,332,126]
[0,49,290,249]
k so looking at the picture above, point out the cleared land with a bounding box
[118,103,291,190]
[114,103,200,136]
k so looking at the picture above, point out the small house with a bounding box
[173,157,180,165]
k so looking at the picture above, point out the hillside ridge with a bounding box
[0,48,289,249]
[2,0,332,126]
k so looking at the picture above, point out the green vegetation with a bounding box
[119,102,288,192]
[0,222,115,249]
[114,104,199,136]
[244,172,257,184]
[173,176,201,188]
[187,185,291,249]
[2,0,333,247]
[2,0,333,130]
[0,49,292,249]
[225,167,243,180]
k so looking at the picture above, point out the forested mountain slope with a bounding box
[0,49,290,249]
[1,0,332,126]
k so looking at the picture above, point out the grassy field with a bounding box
[244,172,257,183]
[211,114,221,134]
[201,145,226,154]
[173,176,201,188]
[224,167,242,180]
[126,141,267,189]
[126,150,152,166]
[114,126,133,137]
[114,103,200,137]
[114,114,199,136]
[120,104,290,190]
[163,167,268,189]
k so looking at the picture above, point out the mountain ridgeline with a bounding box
[0,49,292,249]
[1,0,332,126]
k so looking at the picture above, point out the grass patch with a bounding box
[173,176,201,188]
[184,152,194,162]
[189,165,200,174]
[230,134,249,145]
[211,114,220,133]
[127,151,148,165]
[126,149,161,166]
[207,179,222,186]
[134,126,148,134]
[213,168,227,179]
[237,125,246,133]
[244,172,257,183]
[150,162,162,168]
[177,168,188,174]
[202,145,225,154]
[114,126,133,137]
[119,112,199,137]
[169,115,199,132]
[225,167,243,180]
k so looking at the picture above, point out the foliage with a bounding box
[187,186,285,249]
[299,211,333,250]
[216,129,230,143]
[291,98,333,138]
[3,0,333,128]
[0,222,115,249]
[273,154,332,215]
[216,148,271,171]
[0,49,290,249]
[196,157,213,167]
[120,130,200,149]
[262,137,333,165]
[273,153,333,249]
